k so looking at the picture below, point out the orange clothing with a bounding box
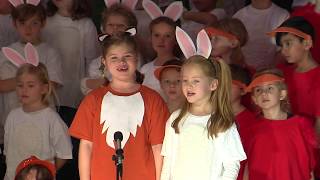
[69,85,169,180]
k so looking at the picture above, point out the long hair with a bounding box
[172,56,234,138]
[16,63,53,106]
[46,0,91,20]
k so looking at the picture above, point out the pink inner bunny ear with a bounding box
[196,29,212,59]
[98,34,109,42]
[164,1,183,21]
[2,47,26,67]
[126,28,137,36]
[26,0,41,6]
[122,0,138,10]
[142,0,163,20]
[104,0,119,7]
[24,43,39,66]
[8,0,24,7]
[176,27,196,59]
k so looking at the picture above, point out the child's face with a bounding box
[104,14,129,36]
[14,15,44,44]
[24,168,37,180]
[280,33,310,64]
[102,43,137,82]
[151,22,176,55]
[160,68,183,101]
[210,35,234,57]
[251,83,284,111]
[16,73,48,106]
[192,0,216,12]
[52,0,73,11]
[181,64,217,105]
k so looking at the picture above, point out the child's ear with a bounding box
[279,90,287,101]
[41,19,47,28]
[251,94,257,105]
[230,39,239,48]
[303,39,313,50]
[210,79,218,91]
[240,88,246,96]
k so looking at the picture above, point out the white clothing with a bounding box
[0,15,19,48]
[161,110,246,180]
[140,60,165,98]
[233,3,289,70]
[4,107,72,180]
[0,42,63,144]
[181,8,227,43]
[42,14,101,107]
[223,0,246,16]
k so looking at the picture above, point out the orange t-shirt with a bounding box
[69,85,169,180]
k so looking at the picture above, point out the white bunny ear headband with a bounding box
[1,43,39,67]
[8,0,41,7]
[175,26,212,59]
[142,0,183,21]
[104,0,138,10]
[98,28,137,42]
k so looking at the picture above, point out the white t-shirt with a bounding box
[161,110,246,180]
[181,8,227,43]
[4,107,72,180]
[0,42,63,144]
[42,14,101,107]
[233,3,289,70]
[0,15,19,48]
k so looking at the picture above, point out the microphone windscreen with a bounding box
[114,131,123,141]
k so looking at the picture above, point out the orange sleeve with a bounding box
[144,88,170,145]
[69,93,98,141]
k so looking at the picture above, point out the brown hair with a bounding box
[16,63,53,106]
[252,68,290,113]
[15,164,54,180]
[210,18,248,67]
[172,56,234,137]
[46,0,91,20]
[101,4,138,31]
[11,3,46,22]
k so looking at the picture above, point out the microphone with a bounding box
[114,131,123,151]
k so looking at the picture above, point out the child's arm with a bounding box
[55,158,67,170]
[182,11,218,25]
[0,78,16,92]
[315,117,320,136]
[243,163,249,180]
[152,144,163,180]
[79,139,93,180]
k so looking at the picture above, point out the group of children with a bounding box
[0,0,319,179]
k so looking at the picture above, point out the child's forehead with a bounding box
[280,32,302,41]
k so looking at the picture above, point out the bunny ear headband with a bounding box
[2,43,39,67]
[8,0,40,7]
[104,0,138,10]
[142,0,183,21]
[98,28,137,42]
[175,26,212,59]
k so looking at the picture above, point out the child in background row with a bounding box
[0,0,63,152]
[244,69,317,180]
[0,0,19,47]
[154,59,184,113]
[70,31,169,180]
[81,2,138,95]
[15,156,56,180]
[141,0,182,98]
[160,27,245,180]
[233,0,289,70]
[43,0,100,108]
[3,44,72,180]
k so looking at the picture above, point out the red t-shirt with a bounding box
[69,85,169,180]
[278,64,320,122]
[246,115,317,180]
[291,3,320,63]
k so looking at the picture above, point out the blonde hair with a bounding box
[210,18,248,67]
[16,63,53,106]
[172,56,234,138]
[252,68,290,113]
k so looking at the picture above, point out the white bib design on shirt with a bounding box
[100,92,145,149]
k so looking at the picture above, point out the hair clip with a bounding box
[175,26,212,59]
[142,0,183,21]
[104,0,138,10]
[98,28,137,42]
[9,0,40,7]
[2,43,39,67]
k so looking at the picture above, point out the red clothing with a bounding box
[291,3,320,63]
[235,109,258,180]
[278,64,320,122]
[246,115,317,180]
[69,85,169,180]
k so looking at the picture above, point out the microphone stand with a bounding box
[112,148,124,180]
